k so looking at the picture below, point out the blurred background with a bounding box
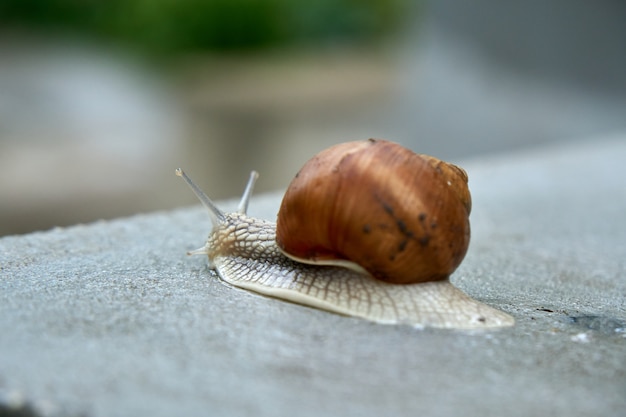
[1,0,625,236]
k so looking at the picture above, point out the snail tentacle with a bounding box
[176,168,225,228]
[237,171,259,215]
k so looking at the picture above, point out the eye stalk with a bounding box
[176,168,225,229]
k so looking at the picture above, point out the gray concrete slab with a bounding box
[1,135,625,417]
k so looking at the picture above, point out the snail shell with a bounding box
[276,139,471,284]
[176,139,514,329]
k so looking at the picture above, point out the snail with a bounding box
[176,139,514,329]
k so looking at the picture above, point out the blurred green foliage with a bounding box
[0,0,411,54]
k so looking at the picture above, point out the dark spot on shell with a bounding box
[381,202,394,215]
[396,219,411,235]
[430,221,438,229]
[418,212,427,222]
[363,224,371,234]
[478,317,486,323]
[398,239,408,252]
[419,235,430,247]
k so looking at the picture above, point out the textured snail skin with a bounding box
[209,213,514,329]
[176,167,515,329]
[277,139,471,284]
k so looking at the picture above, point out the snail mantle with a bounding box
[176,139,514,329]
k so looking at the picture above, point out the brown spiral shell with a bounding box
[276,139,472,284]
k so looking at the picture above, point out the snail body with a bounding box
[176,139,514,329]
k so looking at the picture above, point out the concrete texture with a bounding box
[1,135,625,417]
